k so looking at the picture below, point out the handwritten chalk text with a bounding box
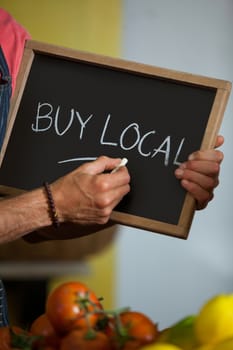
[31,102,187,166]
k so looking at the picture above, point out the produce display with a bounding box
[1,281,233,350]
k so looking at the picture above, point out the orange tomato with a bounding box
[121,311,158,344]
[30,313,61,348]
[105,311,158,349]
[60,329,112,350]
[0,327,13,350]
[0,326,32,350]
[46,281,103,334]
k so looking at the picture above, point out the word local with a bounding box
[31,102,187,166]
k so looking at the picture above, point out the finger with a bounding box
[180,179,214,210]
[81,156,122,175]
[100,172,131,197]
[109,166,131,185]
[107,187,130,210]
[188,149,224,163]
[180,160,220,177]
[94,183,130,214]
[187,135,224,161]
[175,160,220,180]
[179,167,219,191]
[92,170,130,201]
[215,135,224,148]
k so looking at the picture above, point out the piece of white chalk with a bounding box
[111,158,128,173]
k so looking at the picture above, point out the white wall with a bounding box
[115,0,233,329]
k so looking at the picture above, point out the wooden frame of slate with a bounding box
[0,40,231,238]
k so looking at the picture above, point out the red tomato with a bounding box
[0,326,32,350]
[37,348,57,350]
[30,313,61,348]
[46,281,103,334]
[0,327,12,350]
[106,311,158,349]
[60,329,112,350]
[120,340,141,350]
[121,311,158,344]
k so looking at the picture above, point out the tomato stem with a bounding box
[10,327,40,350]
[99,306,131,317]
[84,327,97,340]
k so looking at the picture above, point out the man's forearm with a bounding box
[0,188,115,244]
[0,188,51,243]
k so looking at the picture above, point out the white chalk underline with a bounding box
[58,157,97,164]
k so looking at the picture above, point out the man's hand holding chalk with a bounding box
[111,158,128,173]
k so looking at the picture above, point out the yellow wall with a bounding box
[1,0,122,55]
[1,0,122,309]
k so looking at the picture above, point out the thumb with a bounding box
[215,135,224,148]
[82,156,122,175]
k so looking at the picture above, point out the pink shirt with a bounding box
[0,8,31,95]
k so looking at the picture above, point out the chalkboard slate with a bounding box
[0,41,231,238]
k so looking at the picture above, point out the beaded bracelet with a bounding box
[43,182,60,228]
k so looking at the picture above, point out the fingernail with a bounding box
[188,154,195,160]
[179,163,186,169]
[175,168,184,177]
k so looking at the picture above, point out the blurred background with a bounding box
[0,0,232,329]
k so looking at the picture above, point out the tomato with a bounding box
[121,311,158,344]
[120,340,141,350]
[105,311,158,349]
[0,326,32,350]
[60,329,112,350]
[46,281,103,334]
[0,327,13,350]
[37,348,57,350]
[30,313,61,348]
